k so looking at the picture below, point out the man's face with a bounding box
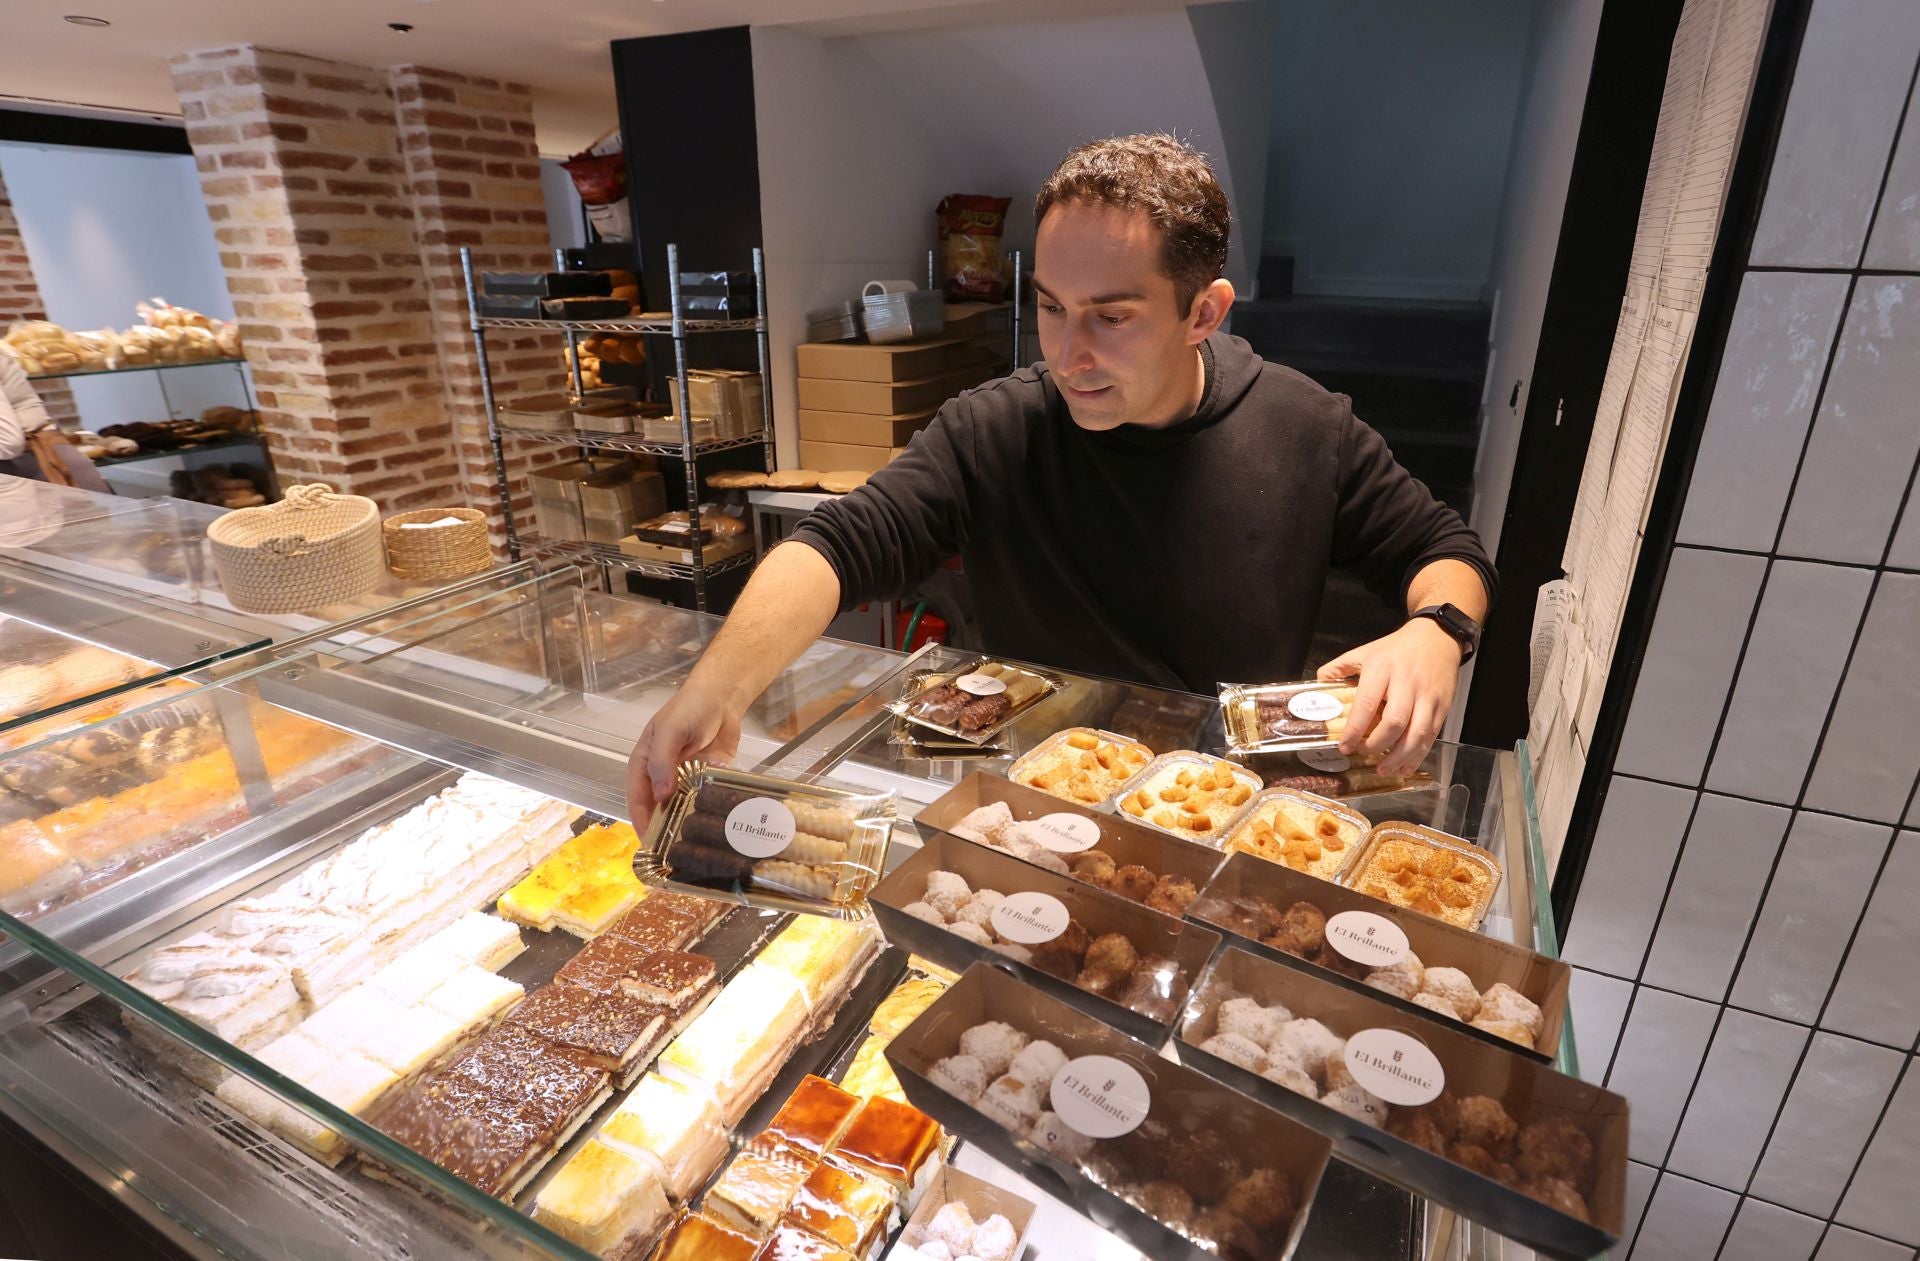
[1033,200,1212,431]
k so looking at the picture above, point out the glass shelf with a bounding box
[92,432,265,468]
[478,315,757,335]
[498,424,769,459]
[27,357,248,383]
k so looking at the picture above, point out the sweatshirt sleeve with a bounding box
[787,400,974,611]
[1331,403,1497,611]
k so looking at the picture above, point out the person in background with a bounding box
[0,352,54,481]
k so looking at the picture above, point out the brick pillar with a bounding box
[0,168,82,430]
[392,66,569,546]
[171,45,565,531]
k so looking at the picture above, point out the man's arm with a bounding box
[626,404,977,825]
[1320,408,1496,776]
[0,356,48,461]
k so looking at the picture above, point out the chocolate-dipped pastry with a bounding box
[1257,700,1325,738]
[915,684,968,725]
[1271,772,1344,796]
[669,839,755,887]
[957,693,1012,732]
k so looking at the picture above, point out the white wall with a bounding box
[1189,0,1279,297]
[1468,0,1606,554]
[0,142,241,430]
[541,158,588,252]
[754,10,1249,457]
[752,24,970,464]
[1263,0,1538,300]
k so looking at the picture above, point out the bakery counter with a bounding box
[0,574,1566,1261]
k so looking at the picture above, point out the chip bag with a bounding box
[938,194,1012,301]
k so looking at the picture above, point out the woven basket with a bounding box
[206,483,384,614]
[382,507,492,581]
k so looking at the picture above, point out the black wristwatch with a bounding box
[1410,603,1480,663]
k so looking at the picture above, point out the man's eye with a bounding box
[1101,315,1126,327]
[1040,304,1064,315]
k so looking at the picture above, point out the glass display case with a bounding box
[0,567,1568,1261]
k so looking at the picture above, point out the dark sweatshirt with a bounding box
[790,332,1495,693]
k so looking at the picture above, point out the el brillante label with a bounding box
[1288,690,1345,722]
[723,797,796,859]
[1049,1055,1150,1138]
[1298,748,1353,772]
[989,892,1069,944]
[955,672,1007,697]
[1343,1028,1445,1106]
[1325,911,1410,968]
[1026,813,1101,853]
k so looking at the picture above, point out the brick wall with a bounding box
[171,45,567,538]
[0,168,82,430]
[391,65,570,543]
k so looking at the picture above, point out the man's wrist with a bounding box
[1405,605,1477,663]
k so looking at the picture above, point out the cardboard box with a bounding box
[1190,850,1570,1061]
[887,963,1332,1261]
[1181,949,1626,1261]
[668,368,764,437]
[797,439,908,474]
[899,1166,1036,1261]
[797,408,936,448]
[795,338,957,383]
[943,301,1011,340]
[796,373,954,416]
[615,530,752,567]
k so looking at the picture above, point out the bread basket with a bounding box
[382,507,492,581]
[206,483,384,613]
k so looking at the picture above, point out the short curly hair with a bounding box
[1035,133,1232,313]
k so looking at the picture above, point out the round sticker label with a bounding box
[722,797,797,859]
[955,672,1007,697]
[1050,1055,1151,1138]
[1325,911,1410,968]
[1288,690,1346,722]
[1026,813,1101,853]
[1298,747,1353,773]
[990,892,1070,944]
[1343,1028,1446,1106]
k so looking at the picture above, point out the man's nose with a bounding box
[1057,321,1096,375]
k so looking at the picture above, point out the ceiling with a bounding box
[1,0,1200,156]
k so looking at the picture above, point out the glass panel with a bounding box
[0,473,151,545]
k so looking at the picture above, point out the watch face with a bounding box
[1439,605,1475,639]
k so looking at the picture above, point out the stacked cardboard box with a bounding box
[529,459,666,545]
[795,337,1004,473]
[665,369,765,439]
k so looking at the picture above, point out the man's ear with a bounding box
[1188,277,1235,343]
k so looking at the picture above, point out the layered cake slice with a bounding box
[529,1138,672,1261]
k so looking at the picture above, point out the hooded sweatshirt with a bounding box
[790,331,1495,693]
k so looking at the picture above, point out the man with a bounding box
[630,134,1493,822]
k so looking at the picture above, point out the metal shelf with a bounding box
[518,533,757,582]
[464,243,775,611]
[476,315,757,335]
[497,425,768,459]
[27,357,247,383]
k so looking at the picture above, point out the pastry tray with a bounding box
[869,831,1221,1048]
[1187,852,1568,1062]
[1340,822,1503,931]
[636,762,895,919]
[888,670,1008,758]
[885,657,1063,746]
[885,962,1332,1261]
[1004,727,1153,808]
[1217,786,1374,884]
[1177,947,1624,1261]
[1107,751,1264,845]
[1219,681,1357,754]
[914,772,1227,901]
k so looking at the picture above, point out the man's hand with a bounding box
[626,682,744,829]
[1316,618,1466,776]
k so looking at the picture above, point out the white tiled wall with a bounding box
[1569,0,1920,1253]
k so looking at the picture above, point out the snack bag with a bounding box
[938,194,1012,301]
